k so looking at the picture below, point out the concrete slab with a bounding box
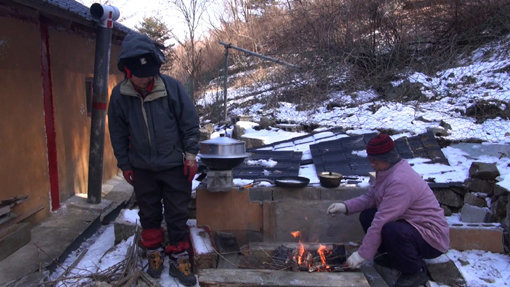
[0,174,133,286]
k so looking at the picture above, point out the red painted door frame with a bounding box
[40,18,60,211]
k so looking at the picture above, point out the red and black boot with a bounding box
[166,241,196,286]
[141,228,165,278]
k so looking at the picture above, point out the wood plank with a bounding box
[0,205,11,216]
[198,268,370,287]
[246,241,359,255]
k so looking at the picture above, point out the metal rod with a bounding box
[219,41,300,69]
[218,41,300,125]
[223,46,229,123]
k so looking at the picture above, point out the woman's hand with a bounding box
[346,251,366,269]
[327,202,346,215]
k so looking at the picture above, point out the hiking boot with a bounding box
[169,251,196,286]
[146,249,164,278]
[395,268,429,287]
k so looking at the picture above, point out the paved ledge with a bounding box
[0,175,133,286]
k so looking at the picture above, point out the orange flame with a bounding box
[291,231,305,265]
[297,240,305,265]
[317,244,330,270]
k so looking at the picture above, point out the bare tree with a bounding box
[170,0,209,101]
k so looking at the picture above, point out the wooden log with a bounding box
[198,268,370,287]
[191,226,218,271]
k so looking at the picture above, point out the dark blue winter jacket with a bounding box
[108,33,199,171]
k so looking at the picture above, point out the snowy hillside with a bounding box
[199,34,510,144]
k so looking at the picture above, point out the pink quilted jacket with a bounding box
[344,160,450,260]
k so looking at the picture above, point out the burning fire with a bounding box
[290,231,331,272]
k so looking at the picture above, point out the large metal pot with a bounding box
[199,135,250,170]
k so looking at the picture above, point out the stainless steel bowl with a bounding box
[199,136,249,158]
[199,135,250,170]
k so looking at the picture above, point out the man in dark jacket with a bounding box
[108,32,199,286]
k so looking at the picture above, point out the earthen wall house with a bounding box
[0,0,129,226]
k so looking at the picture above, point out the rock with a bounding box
[200,123,214,141]
[114,210,139,244]
[468,162,500,180]
[232,121,258,140]
[425,256,466,287]
[427,126,449,136]
[240,136,265,149]
[490,195,508,222]
[433,188,464,208]
[460,204,492,223]
[494,184,509,197]
[465,178,494,196]
[441,204,452,216]
[259,116,274,129]
[463,192,487,207]
[439,120,452,131]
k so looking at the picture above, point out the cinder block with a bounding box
[449,224,504,253]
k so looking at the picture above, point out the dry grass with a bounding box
[167,0,510,120]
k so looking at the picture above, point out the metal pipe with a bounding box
[218,41,300,125]
[218,41,300,70]
[87,4,118,204]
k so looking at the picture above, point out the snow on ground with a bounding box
[51,35,510,286]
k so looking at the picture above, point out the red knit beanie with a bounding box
[366,134,395,155]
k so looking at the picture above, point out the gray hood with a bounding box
[117,32,165,72]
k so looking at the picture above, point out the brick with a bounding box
[449,225,504,253]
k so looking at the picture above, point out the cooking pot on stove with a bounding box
[199,135,250,170]
[318,171,343,188]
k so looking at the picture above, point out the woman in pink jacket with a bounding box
[327,134,449,287]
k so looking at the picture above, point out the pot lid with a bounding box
[200,135,244,145]
[319,171,343,179]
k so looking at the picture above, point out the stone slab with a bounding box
[0,179,133,286]
[0,223,31,261]
[0,207,100,285]
[198,268,370,286]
